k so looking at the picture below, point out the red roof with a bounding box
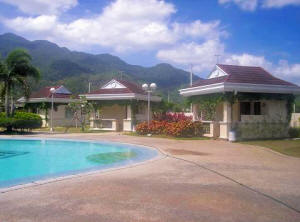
[88,79,146,95]
[192,64,297,87]
[30,86,73,99]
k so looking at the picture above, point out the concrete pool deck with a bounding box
[0,133,299,221]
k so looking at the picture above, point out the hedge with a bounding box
[0,112,42,131]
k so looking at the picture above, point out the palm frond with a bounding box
[5,49,31,70]
[16,76,31,100]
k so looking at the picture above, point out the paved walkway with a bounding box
[0,133,299,222]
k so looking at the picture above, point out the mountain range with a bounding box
[0,33,200,102]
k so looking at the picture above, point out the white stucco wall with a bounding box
[231,100,287,123]
[100,104,126,131]
[38,105,75,127]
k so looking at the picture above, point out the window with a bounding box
[254,102,261,115]
[240,102,251,115]
[240,101,262,116]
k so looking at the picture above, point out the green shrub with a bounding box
[0,114,13,128]
[0,112,42,131]
[288,127,300,138]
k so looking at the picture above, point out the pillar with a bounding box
[126,104,132,120]
[220,102,232,139]
[192,104,199,121]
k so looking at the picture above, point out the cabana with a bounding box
[18,85,76,127]
[180,64,300,140]
[82,79,161,131]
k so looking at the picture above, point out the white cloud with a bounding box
[262,0,300,8]
[2,0,224,53]
[172,20,227,40]
[222,53,300,84]
[274,60,300,77]
[219,0,300,10]
[157,45,300,82]
[223,53,272,68]
[0,0,77,15]
[4,15,57,32]
[218,0,258,11]
[157,40,225,72]
[2,0,299,82]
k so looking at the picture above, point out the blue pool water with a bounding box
[0,139,158,188]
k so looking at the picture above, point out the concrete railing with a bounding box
[291,113,300,127]
[202,121,220,138]
[123,119,133,131]
[90,118,117,131]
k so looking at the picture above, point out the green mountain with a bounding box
[0,33,200,102]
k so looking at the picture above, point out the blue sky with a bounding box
[0,0,299,82]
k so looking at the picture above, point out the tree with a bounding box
[67,96,93,131]
[0,49,40,119]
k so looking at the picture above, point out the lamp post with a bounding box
[50,87,56,132]
[142,83,157,127]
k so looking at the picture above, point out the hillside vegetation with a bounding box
[0,33,200,103]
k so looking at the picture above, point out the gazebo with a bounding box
[17,85,77,127]
[180,64,300,140]
[81,79,161,131]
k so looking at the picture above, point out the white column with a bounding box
[192,104,199,121]
[223,102,232,123]
[123,104,133,131]
[220,102,232,139]
[126,105,132,120]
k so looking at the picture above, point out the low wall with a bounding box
[290,113,300,127]
[234,122,289,140]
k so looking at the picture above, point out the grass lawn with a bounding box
[124,132,209,140]
[241,139,300,158]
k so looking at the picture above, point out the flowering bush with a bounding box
[136,120,203,137]
[153,112,192,122]
[165,120,202,137]
[135,122,149,135]
[135,120,168,135]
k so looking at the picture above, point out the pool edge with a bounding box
[0,137,166,193]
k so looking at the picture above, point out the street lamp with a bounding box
[142,83,157,127]
[50,87,56,132]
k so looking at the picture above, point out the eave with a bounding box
[179,82,300,97]
[17,97,77,104]
[81,93,161,102]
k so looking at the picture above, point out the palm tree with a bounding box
[0,49,40,117]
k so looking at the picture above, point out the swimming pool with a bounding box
[0,138,158,188]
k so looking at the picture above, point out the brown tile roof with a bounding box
[30,86,73,99]
[192,76,228,87]
[88,79,146,95]
[192,64,297,87]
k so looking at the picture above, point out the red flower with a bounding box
[136,119,203,137]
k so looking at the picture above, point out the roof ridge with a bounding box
[217,63,261,68]
[216,64,231,82]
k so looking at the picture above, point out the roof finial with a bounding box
[215,54,221,64]
[190,64,193,86]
